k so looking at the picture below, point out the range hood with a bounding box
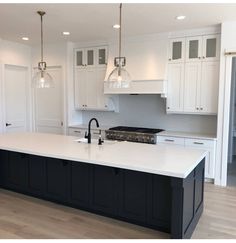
[104,79,166,95]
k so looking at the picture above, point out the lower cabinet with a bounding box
[46,158,69,202]
[90,165,118,215]
[70,161,91,209]
[118,170,148,223]
[7,152,29,191]
[28,155,46,196]
[0,150,8,187]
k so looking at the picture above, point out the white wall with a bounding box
[82,95,217,134]
[0,39,31,133]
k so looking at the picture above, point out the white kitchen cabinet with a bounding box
[200,61,219,114]
[75,46,107,68]
[156,135,216,179]
[167,33,220,114]
[166,63,184,112]
[74,46,117,111]
[68,127,105,140]
[168,38,185,63]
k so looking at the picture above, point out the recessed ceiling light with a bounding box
[113,24,120,29]
[62,31,70,36]
[22,37,29,41]
[176,15,186,20]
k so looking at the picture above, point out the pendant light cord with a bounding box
[40,13,44,63]
[119,3,122,62]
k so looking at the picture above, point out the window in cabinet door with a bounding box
[206,38,216,58]
[87,49,94,66]
[98,48,107,65]
[76,50,84,67]
[172,42,182,60]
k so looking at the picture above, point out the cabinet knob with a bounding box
[202,56,205,59]
[168,58,171,61]
[196,107,199,110]
[198,57,201,59]
[167,107,170,109]
[200,108,203,110]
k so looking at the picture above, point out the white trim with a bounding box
[215,51,236,186]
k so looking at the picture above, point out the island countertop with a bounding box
[0,132,207,178]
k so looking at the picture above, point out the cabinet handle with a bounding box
[193,142,204,145]
[198,57,201,59]
[200,108,203,110]
[74,130,81,133]
[114,168,119,175]
[202,56,205,59]
[92,132,100,135]
[165,139,174,142]
[62,161,69,166]
[196,107,199,110]
[6,123,12,127]
[168,58,171,61]
[167,107,170,109]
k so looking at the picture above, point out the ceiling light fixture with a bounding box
[22,37,29,41]
[113,24,120,29]
[107,3,131,89]
[176,15,186,20]
[63,31,70,35]
[33,11,54,89]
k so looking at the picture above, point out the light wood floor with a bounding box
[0,183,235,239]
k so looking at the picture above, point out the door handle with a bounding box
[6,123,12,127]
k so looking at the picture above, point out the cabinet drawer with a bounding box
[68,128,85,137]
[156,136,185,146]
[185,138,214,148]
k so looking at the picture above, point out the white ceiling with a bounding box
[1,3,236,45]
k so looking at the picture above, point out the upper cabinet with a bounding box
[168,38,185,63]
[167,34,220,115]
[74,46,117,112]
[75,46,108,68]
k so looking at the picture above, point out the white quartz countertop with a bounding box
[157,131,217,140]
[0,132,207,179]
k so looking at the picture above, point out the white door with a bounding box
[167,63,184,112]
[184,62,201,112]
[200,61,219,114]
[3,65,29,133]
[34,67,64,134]
[74,68,86,109]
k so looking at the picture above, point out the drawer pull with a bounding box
[165,139,174,142]
[92,132,100,135]
[74,131,81,133]
[193,142,204,145]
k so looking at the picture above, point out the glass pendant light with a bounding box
[107,3,131,89]
[33,11,54,88]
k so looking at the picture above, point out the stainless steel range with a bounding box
[105,126,164,144]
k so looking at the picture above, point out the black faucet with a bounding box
[85,118,100,144]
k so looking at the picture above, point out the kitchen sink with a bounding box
[74,138,118,145]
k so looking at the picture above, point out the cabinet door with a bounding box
[167,63,184,112]
[97,46,107,67]
[184,62,201,112]
[168,38,185,63]
[7,152,29,191]
[185,36,202,62]
[202,34,220,61]
[147,175,171,231]
[74,68,87,109]
[96,68,109,110]
[86,68,98,109]
[28,155,46,196]
[85,48,95,68]
[90,165,118,215]
[46,158,69,202]
[70,162,91,209]
[118,169,148,223]
[75,49,86,68]
[200,61,219,114]
[0,150,8,187]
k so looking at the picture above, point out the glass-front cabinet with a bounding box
[185,36,202,62]
[202,34,220,61]
[75,46,107,68]
[168,38,185,63]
